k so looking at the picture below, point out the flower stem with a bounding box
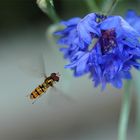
[136,90,140,140]
[102,0,120,15]
[118,81,132,140]
[108,0,120,14]
[133,71,140,140]
[85,0,99,12]
[48,10,60,23]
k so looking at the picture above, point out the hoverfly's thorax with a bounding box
[44,77,53,87]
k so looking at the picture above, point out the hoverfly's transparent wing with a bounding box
[46,86,74,107]
[52,86,73,101]
[18,49,47,79]
[37,51,47,78]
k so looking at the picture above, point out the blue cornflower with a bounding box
[56,13,140,89]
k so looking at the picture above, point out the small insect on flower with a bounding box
[29,72,60,104]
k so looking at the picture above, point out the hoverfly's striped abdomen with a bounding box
[30,83,49,99]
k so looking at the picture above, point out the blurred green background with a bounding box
[0,0,140,32]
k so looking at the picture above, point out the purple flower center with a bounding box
[99,29,117,54]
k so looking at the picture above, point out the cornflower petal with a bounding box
[61,17,81,26]
[111,76,123,89]
[77,13,100,45]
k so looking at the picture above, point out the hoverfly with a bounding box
[19,49,61,104]
[30,72,60,104]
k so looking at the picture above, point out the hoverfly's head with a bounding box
[51,72,60,82]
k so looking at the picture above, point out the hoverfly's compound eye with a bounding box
[55,76,59,82]
[51,73,60,82]
[52,75,59,82]
[51,73,56,77]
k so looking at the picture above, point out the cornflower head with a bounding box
[56,13,140,89]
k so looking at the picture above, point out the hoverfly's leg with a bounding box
[40,73,47,79]
[32,99,39,104]
[49,80,54,87]
[32,99,37,104]
[56,72,60,77]
[49,82,53,87]
[31,93,44,104]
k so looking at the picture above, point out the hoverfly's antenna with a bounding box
[56,72,60,77]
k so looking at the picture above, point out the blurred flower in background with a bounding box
[125,10,140,33]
